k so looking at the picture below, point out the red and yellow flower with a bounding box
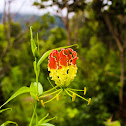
[48,48,78,87]
[37,48,91,107]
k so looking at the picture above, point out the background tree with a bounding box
[91,0,126,121]
[70,0,126,125]
[1,0,126,125]
[33,0,86,45]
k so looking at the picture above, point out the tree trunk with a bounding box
[103,14,125,107]
[119,50,125,108]
[103,14,126,122]
[66,19,71,45]
[65,0,71,45]
[1,1,11,62]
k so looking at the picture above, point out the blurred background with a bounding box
[0,0,126,125]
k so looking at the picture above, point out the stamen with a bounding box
[40,100,45,107]
[56,94,59,101]
[39,89,60,98]
[84,87,86,95]
[67,88,84,92]
[65,89,72,97]
[44,89,62,104]
[87,98,91,105]
[67,89,88,102]
[47,77,57,90]
[72,93,76,102]
[36,94,39,101]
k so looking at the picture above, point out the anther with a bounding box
[36,94,39,101]
[72,93,76,102]
[87,98,91,105]
[40,100,45,107]
[84,87,86,95]
[56,94,59,101]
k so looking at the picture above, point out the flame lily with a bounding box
[48,48,78,87]
[38,48,91,106]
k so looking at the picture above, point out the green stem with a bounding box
[37,32,39,53]
[29,101,37,126]
[36,112,38,126]
[35,58,39,94]
[33,58,39,126]
[36,72,38,93]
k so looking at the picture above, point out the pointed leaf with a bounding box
[38,113,49,124]
[0,86,30,109]
[1,121,18,126]
[30,82,43,100]
[42,116,57,124]
[0,108,12,113]
[40,123,55,126]
[30,26,36,56]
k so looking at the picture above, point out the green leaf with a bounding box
[35,114,56,126]
[0,108,12,113]
[37,44,78,67]
[33,47,39,57]
[33,2,40,6]
[38,113,49,124]
[0,86,30,109]
[105,121,121,126]
[40,123,55,126]
[42,116,57,124]
[105,120,121,126]
[30,26,36,56]
[1,121,18,126]
[30,82,43,100]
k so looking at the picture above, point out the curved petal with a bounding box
[65,49,72,64]
[67,48,78,65]
[48,50,59,69]
[72,57,78,65]
[59,49,67,67]
[48,57,57,69]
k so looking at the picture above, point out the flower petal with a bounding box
[67,48,78,65]
[59,49,67,67]
[48,50,59,69]
[48,57,57,69]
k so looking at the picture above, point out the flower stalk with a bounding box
[29,26,91,126]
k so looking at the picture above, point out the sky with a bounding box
[0,0,72,17]
[0,0,111,15]
[0,0,56,15]
[0,0,97,18]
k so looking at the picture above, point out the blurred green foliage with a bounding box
[0,0,125,125]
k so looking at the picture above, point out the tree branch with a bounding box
[104,13,123,52]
